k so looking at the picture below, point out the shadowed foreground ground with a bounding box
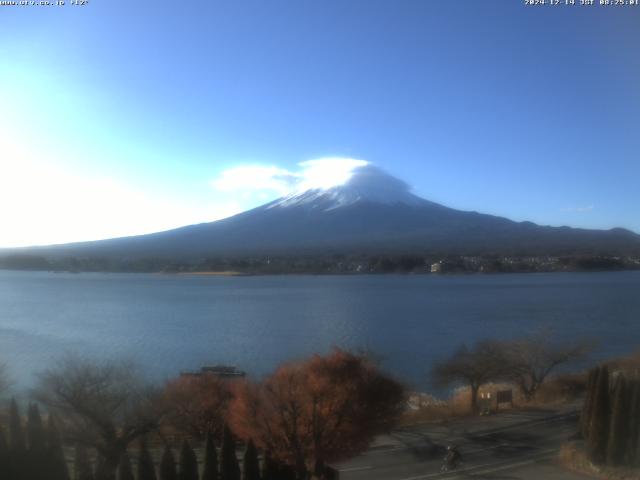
[337,404,590,480]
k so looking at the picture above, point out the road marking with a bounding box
[360,445,409,455]
[447,457,540,479]
[338,465,373,473]
[398,461,499,480]
[360,429,571,458]
[359,412,577,458]
[396,448,557,480]
[400,408,579,431]
[463,431,573,454]
[458,411,578,437]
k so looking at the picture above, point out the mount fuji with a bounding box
[8,165,640,260]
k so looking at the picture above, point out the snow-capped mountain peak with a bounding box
[11,163,640,260]
[267,165,426,211]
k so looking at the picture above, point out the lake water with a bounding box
[1,270,639,393]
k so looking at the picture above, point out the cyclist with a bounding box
[441,444,462,471]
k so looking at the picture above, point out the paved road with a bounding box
[336,406,589,480]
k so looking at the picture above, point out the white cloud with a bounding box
[297,158,368,190]
[211,165,298,195]
[211,157,368,196]
[561,205,595,213]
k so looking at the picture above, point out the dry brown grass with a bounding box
[401,374,589,426]
[530,373,588,405]
[559,442,640,480]
[401,402,470,425]
[606,351,640,374]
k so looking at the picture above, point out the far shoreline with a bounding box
[169,271,253,277]
[1,268,640,277]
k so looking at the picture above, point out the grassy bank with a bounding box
[560,442,640,480]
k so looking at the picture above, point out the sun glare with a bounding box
[0,150,238,248]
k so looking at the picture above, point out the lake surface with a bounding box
[1,270,639,393]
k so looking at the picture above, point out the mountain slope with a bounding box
[7,165,640,259]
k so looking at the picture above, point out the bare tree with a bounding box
[0,363,10,398]
[161,373,234,441]
[432,340,509,412]
[34,356,163,480]
[501,331,592,400]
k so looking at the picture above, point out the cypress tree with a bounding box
[138,438,158,480]
[74,444,94,480]
[220,426,240,480]
[9,398,26,452]
[277,463,295,480]
[117,452,135,480]
[179,440,199,480]
[160,445,178,480]
[47,415,71,480]
[201,432,218,480]
[607,376,630,466]
[261,452,277,480]
[27,403,46,454]
[313,459,326,479]
[0,428,9,480]
[8,399,26,480]
[587,365,611,464]
[26,403,47,479]
[95,455,110,480]
[628,380,640,466]
[581,368,598,439]
[0,428,6,454]
[243,440,260,480]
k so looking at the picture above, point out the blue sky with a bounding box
[0,0,638,246]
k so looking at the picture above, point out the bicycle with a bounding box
[439,460,463,473]
[440,445,463,473]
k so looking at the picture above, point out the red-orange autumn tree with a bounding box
[230,349,406,479]
[162,374,235,440]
